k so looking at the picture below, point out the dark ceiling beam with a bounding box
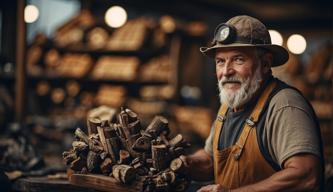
[87,0,332,30]
[265,18,333,31]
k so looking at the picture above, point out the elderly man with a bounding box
[182,15,324,191]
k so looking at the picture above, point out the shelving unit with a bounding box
[22,10,183,130]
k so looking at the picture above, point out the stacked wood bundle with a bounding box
[95,86,127,108]
[140,55,171,82]
[106,17,151,51]
[90,56,139,81]
[139,85,175,100]
[63,107,191,191]
[54,10,95,48]
[55,54,93,78]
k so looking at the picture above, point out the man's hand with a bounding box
[197,184,229,192]
[183,149,214,181]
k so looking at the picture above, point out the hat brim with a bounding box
[200,43,289,67]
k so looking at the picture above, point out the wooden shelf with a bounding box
[54,45,168,59]
[27,73,169,86]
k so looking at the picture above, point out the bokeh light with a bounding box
[287,34,307,54]
[105,6,127,28]
[24,5,39,23]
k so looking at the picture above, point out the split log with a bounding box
[132,135,152,152]
[63,150,77,165]
[118,109,131,140]
[151,144,169,171]
[154,177,169,191]
[100,158,113,175]
[72,141,88,152]
[104,127,120,162]
[118,150,131,164]
[170,156,187,173]
[103,126,117,139]
[161,170,176,184]
[70,156,86,171]
[168,134,183,147]
[87,117,101,135]
[125,108,139,123]
[125,109,141,136]
[87,151,100,173]
[145,116,169,138]
[169,147,185,159]
[128,120,141,135]
[106,138,120,162]
[130,157,149,176]
[100,152,108,160]
[130,157,144,169]
[74,128,89,144]
[112,164,136,184]
[97,126,108,152]
[88,143,104,154]
[88,134,104,153]
[117,109,142,158]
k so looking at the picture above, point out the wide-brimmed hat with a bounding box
[200,15,289,67]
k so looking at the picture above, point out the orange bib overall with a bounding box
[213,81,277,188]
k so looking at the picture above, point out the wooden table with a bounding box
[12,176,94,192]
[69,174,144,192]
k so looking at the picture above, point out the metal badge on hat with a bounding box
[213,24,237,44]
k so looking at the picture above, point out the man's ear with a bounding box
[262,53,273,73]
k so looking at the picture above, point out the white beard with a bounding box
[218,66,263,109]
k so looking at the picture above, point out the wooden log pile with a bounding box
[63,107,190,192]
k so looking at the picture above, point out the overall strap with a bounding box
[233,80,277,160]
[213,104,228,151]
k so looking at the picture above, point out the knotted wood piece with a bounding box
[112,164,136,184]
[87,117,101,135]
[151,144,169,172]
[87,151,101,173]
[145,116,169,138]
[100,158,113,175]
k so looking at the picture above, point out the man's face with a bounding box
[215,47,264,109]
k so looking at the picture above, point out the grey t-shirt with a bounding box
[204,88,321,168]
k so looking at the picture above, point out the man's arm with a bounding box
[184,149,214,181]
[198,154,322,192]
[233,154,322,191]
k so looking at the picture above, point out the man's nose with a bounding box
[223,62,235,76]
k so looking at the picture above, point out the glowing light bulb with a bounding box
[24,5,39,23]
[105,6,127,28]
[287,34,307,54]
[268,30,283,46]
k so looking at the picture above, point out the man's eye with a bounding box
[234,57,244,64]
[216,59,225,66]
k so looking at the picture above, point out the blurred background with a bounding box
[0,0,332,191]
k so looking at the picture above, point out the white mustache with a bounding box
[220,76,243,86]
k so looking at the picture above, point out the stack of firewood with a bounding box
[63,107,191,191]
[106,17,150,51]
[90,56,139,81]
[140,55,171,82]
[52,53,93,78]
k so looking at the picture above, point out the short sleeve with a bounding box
[264,88,321,167]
